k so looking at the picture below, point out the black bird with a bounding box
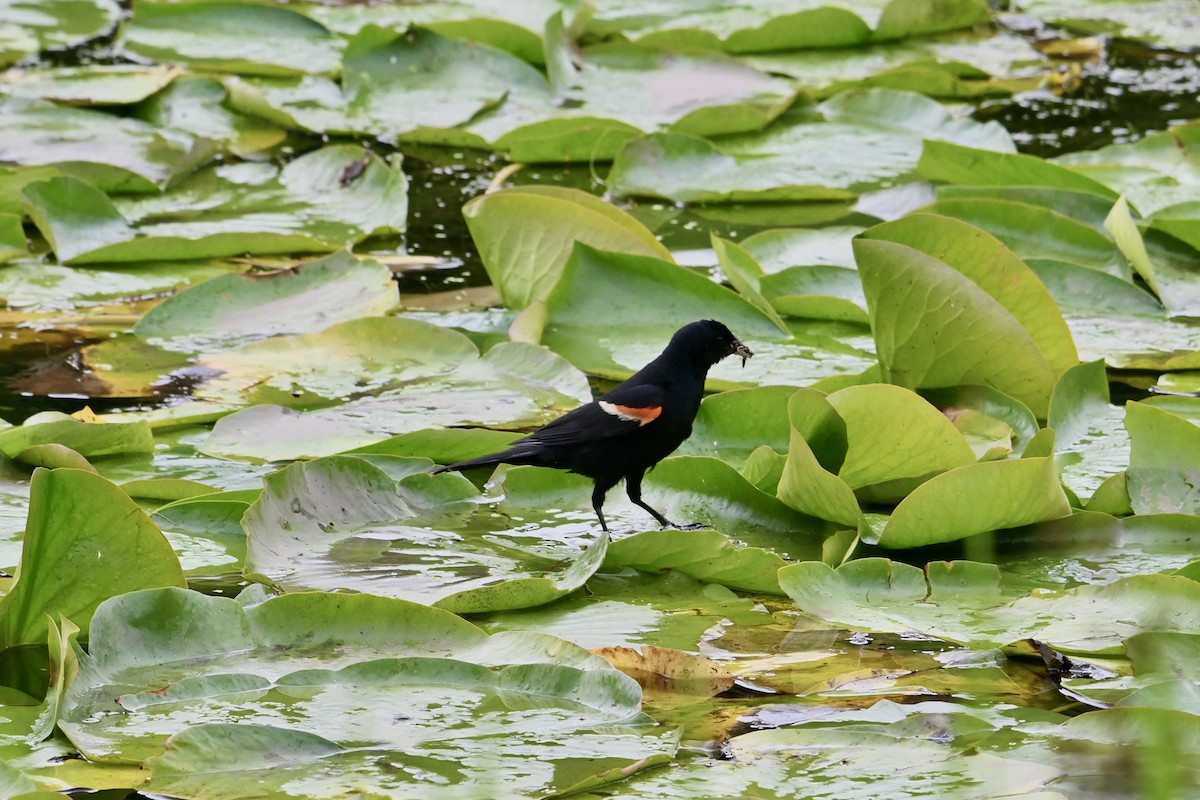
[433,320,753,532]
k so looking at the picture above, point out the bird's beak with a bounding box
[732,340,753,368]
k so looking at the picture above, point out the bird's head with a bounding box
[670,320,754,369]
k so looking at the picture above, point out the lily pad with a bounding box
[825,383,976,492]
[135,75,287,158]
[920,195,1125,277]
[588,0,990,51]
[59,587,673,798]
[540,243,876,388]
[0,413,153,460]
[586,721,1058,800]
[1,0,120,57]
[197,326,590,461]
[24,146,407,264]
[0,98,213,192]
[1,64,181,105]
[243,456,609,613]
[464,185,672,309]
[745,29,1043,97]
[604,528,789,595]
[0,468,185,650]
[999,512,1200,587]
[872,453,1072,547]
[919,138,1118,198]
[641,457,825,555]
[478,568,775,652]
[132,250,397,353]
[760,265,870,324]
[853,233,1062,417]
[0,258,236,313]
[1015,0,1200,51]
[677,385,794,466]
[227,27,539,143]
[1054,122,1200,215]
[1125,400,1200,515]
[609,88,1012,204]
[777,389,863,528]
[779,558,1200,654]
[1048,360,1128,502]
[741,225,863,271]
[119,1,343,77]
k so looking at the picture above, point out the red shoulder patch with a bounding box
[599,401,662,427]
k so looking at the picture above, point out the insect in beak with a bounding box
[732,341,753,368]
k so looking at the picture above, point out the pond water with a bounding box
[2,25,1197,421]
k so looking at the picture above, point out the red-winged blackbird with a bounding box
[433,320,753,531]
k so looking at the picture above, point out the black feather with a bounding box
[433,320,752,531]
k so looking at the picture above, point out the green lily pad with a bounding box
[0,413,153,459]
[711,235,792,333]
[0,258,236,313]
[0,213,25,262]
[227,27,536,142]
[197,326,589,461]
[242,456,609,613]
[603,528,789,595]
[1125,399,1200,515]
[760,265,869,324]
[826,383,976,492]
[853,233,1061,417]
[477,568,775,652]
[1028,258,1200,370]
[547,40,797,139]
[540,243,876,388]
[135,75,287,158]
[0,469,185,650]
[24,145,407,264]
[1015,0,1200,50]
[741,225,863,270]
[920,196,1125,277]
[345,428,524,464]
[873,453,1072,547]
[919,138,1119,198]
[1055,122,1200,215]
[609,88,1012,204]
[779,558,1200,654]
[59,587,673,797]
[120,1,343,77]
[588,0,990,51]
[641,457,824,554]
[999,512,1200,587]
[2,64,181,105]
[862,213,1079,377]
[1,0,120,57]
[677,385,794,466]
[464,185,672,309]
[922,385,1039,457]
[298,0,557,65]
[132,250,397,353]
[586,722,1058,800]
[777,389,862,528]
[745,29,1042,97]
[1048,360,1128,502]
[0,98,213,193]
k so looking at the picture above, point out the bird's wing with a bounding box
[523,383,666,447]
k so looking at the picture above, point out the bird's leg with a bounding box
[625,472,677,529]
[591,479,617,533]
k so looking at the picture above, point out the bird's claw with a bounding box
[670,521,712,531]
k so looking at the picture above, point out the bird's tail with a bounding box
[430,445,541,475]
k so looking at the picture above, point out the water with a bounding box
[2,24,1198,420]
